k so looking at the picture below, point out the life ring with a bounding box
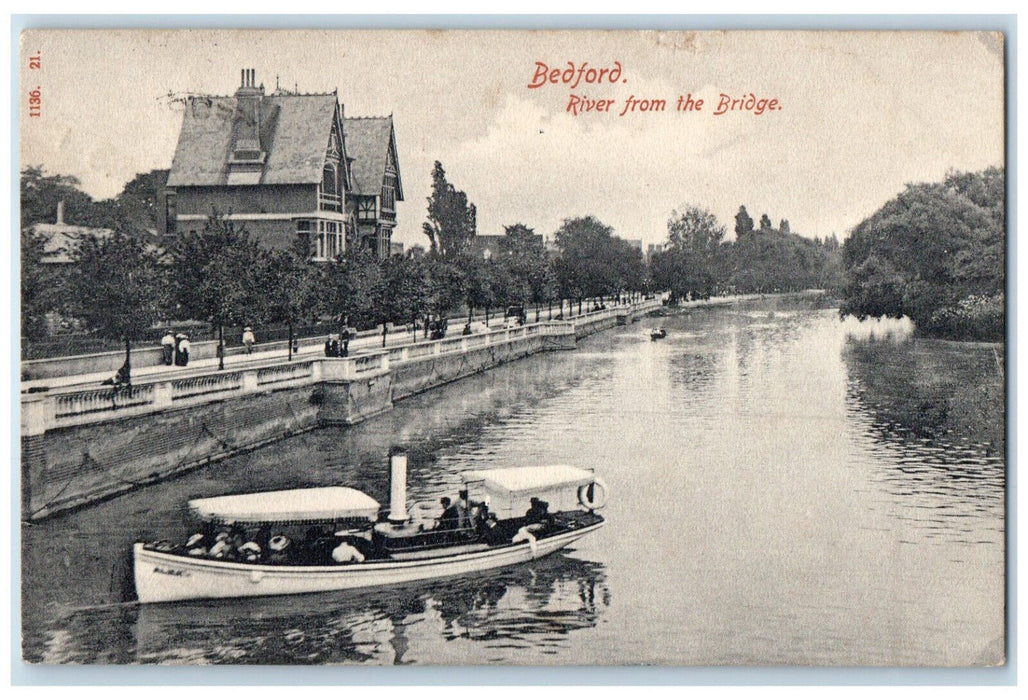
[578,478,609,510]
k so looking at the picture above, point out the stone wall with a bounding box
[20,301,661,520]
[23,384,320,520]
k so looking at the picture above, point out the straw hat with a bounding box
[269,535,290,551]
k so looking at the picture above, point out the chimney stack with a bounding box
[388,452,409,523]
[56,200,64,225]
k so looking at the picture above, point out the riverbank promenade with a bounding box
[20,297,666,519]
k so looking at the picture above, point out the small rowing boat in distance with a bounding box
[650,328,667,340]
[133,459,609,604]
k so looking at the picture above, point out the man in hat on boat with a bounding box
[437,497,461,532]
[525,497,552,525]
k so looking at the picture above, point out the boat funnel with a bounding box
[388,452,409,522]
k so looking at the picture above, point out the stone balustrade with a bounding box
[20,300,662,438]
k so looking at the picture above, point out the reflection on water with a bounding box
[22,298,1005,665]
[842,328,1005,550]
[38,554,607,665]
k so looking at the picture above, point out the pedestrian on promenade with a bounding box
[242,326,256,354]
[341,327,351,357]
[178,335,191,366]
[174,333,185,366]
[161,330,175,365]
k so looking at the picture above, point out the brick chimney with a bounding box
[231,68,266,164]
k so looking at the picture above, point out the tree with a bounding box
[169,215,271,368]
[553,216,623,306]
[758,213,773,233]
[500,223,550,316]
[840,167,1004,340]
[265,239,325,360]
[20,166,109,229]
[325,247,384,332]
[422,161,477,258]
[380,252,429,342]
[651,206,726,301]
[109,168,170,237]
[462,254,494,322]
[779,219,790,234]
[424,253,465,330]
[734,206,754,238]
[65,231,168,380]
[21,228,60,341]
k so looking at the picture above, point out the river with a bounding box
[21,297,1006,666]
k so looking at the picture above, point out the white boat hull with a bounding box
[133,521,603,604]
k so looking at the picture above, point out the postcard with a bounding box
[17,27,1006,668]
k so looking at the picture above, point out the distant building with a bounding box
[164,69,402,261]
[470,234,505,260]
[390,240,404,257]
[646,243,665,264]
[622,238,644,253]
[471,232,544,260]
[27,201,112,264]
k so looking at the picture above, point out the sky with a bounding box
[19,29,1005,248]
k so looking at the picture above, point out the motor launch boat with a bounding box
[133,456,608,603]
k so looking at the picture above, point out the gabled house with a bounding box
[165,69,354,261]
[344,116,404,259]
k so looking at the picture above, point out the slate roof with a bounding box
[344,116,401,198]
[30,224,113,264]
[167,93,339,187]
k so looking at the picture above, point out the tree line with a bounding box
[20,161,651,363]
[649,204,843,302]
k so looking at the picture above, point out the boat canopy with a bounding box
[188,487,381,526]
[461,465,596,494]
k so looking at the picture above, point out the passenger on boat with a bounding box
[298,526,333,563]
[331,539,366,564]
[238,541,262,563]
[185,533,207,556]
[437,497,461,532]
[255,525,272,554]
[479,513,507,546]
[474,501,491,530]
[525,497,553,525]
[208,531,232,558]
[457,490,473,530]
[266,534,291,564]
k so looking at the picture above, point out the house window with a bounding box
[165,194,177,234]
[296,220,312,256]
[323,164,336,196]
[382,186,395,211]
